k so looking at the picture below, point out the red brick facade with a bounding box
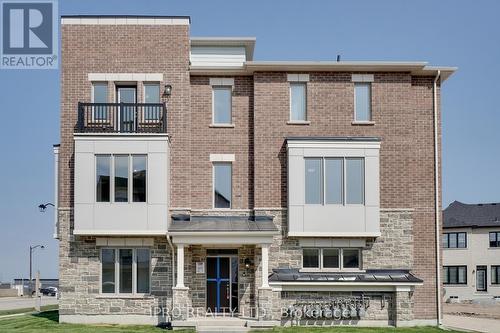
[60,20,443,323]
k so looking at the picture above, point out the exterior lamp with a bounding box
[38,203,54,212]
[244,258,252,269]
[163,84,172,97]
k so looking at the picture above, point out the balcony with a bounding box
[76,103,167,133]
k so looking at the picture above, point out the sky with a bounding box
[0,0,499,282]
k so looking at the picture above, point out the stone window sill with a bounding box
[209,124,235,128]
[351,121,375,126]
[287,121,311,125]
[96,294,154,299]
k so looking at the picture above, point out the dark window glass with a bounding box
[96,155,110,202]
[119,249,133,293]
[305,158,322,204]
[302,249,319,268]
[442,234,449,248]
[490,232,500,248]
[492,266,500,284]
[214,163,232,208]
[449,233,458,248]
[322,249,340,268]
[101,249,115,293]
[93,83,108,121]
[114,155,129,202]
[325,158,343,204]
[133,155,147,202]
[346,158,364,204]
[342,249,360,269]
[213,86,232,124]
[444,266,467,285]
[457,233,467,248]
[144,84,160,120]
[136,249,150,293]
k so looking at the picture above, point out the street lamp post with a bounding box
[29,245,44,297]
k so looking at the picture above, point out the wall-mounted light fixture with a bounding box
[163,84,172,97]
[244,258,253,269]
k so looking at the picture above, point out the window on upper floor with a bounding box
[213,162,232,208]
[290,82,307,121]
[302,248,361,270]
[354,82,371,122]
[95,154,147,203]
[443,265,467,285]
[213,86,232,125]
[101,248,150,294]
[143,83,161,121]
[305,157,364,205]
[490,232,500,247]
[492,266,500,284]
[92,82,108,121]
[443,232,467,248]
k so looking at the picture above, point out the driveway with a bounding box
[443,314,500,333]
[0,296,58,311]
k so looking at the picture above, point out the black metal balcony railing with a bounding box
[76,103,167,133]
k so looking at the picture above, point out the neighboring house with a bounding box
[442,201,500,301]
[55,15,456,328]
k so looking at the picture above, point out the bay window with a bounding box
[101,248,150,294]
[305,157,365,205]
[95,154,147,203]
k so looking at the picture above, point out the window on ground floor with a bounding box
[100,248,150,294]
[443,266,467,285]
[492,266,500,285]
[302,248,360,270]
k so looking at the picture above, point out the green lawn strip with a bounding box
[0,305,58,317]
[0,310,195,333]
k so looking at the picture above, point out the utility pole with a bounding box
[29,245,44,297]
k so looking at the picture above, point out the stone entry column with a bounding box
[257,243,275,320]
[172,243,190,320]
[394,289,414,327]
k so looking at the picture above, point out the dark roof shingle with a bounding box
[443,201,500,229]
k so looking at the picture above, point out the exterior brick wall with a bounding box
[60,22,442,324]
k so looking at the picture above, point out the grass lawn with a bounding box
[0,311,194,333]
[0,311,462,333]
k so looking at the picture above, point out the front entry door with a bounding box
[117,87,136,132]
[477,266,487,291]
[207,257,238,313]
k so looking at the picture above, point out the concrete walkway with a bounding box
[443,314,500,333]
[0,296,58,311]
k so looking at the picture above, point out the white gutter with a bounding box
[53,145,60,239]
[433,70,442,326]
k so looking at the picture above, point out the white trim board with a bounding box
[88,73,163,82]
[61,18,190,26]
[210,154,235,162]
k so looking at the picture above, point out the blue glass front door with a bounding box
[206,257,231,312]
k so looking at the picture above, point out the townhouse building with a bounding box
[55,15,456,328]
[442,201,500,301]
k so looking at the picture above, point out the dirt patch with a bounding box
[444,302,500,320]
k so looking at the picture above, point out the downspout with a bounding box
[166,234,176,292]
[433,70,442,326]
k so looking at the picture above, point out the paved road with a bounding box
[0,296,58,311]
[443,314,500,333]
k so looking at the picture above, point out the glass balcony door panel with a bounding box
[117,87,137,132]
[477,266,487,291]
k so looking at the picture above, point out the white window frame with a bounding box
[212,85,233,125]
[99,247,151,296]
[289,82,307,122]
[301,248,362,272]
[95,154,147,204]
[212,162,232,209]
[354,82,372,122]
[91,82,109,123]
[304,157,365,206]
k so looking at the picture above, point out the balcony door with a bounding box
[117,86,136,132]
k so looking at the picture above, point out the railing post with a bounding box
[77,102,83,132]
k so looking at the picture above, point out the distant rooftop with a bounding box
[443,201,500,229]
